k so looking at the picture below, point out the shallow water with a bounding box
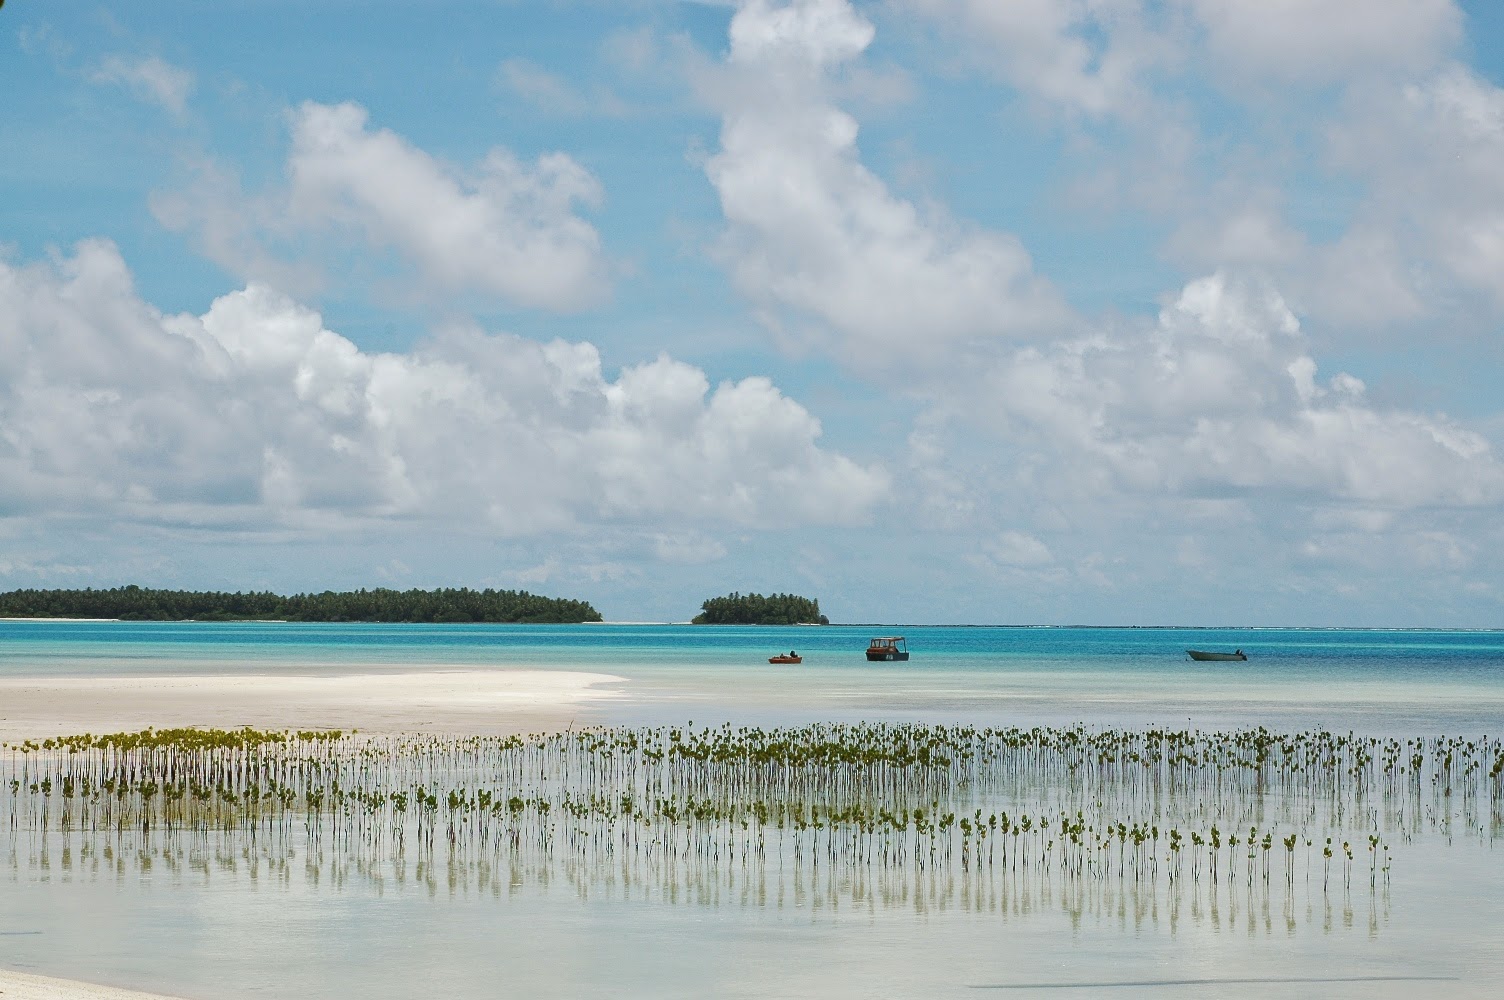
[3,620,1503,733]
[2,837,1500,999]
[1,622,1502,997]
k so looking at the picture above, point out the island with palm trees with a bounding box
[690,591,828,625]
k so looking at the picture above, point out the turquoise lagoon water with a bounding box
[3,619,1503,732]
[2,621,1503,998]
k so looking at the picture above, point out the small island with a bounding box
[0,585,603,624]
[691,591,828,625]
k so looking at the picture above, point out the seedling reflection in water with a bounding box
[4,722,1496,924]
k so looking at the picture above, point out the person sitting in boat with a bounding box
[790,650,797,657]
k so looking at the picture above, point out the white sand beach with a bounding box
[0,669,626,743]
[0,970,187,1000]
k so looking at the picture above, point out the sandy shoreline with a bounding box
[0,669,626,743]
[0,969,187,1000]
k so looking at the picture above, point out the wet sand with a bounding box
[0,669,626,743]
[0,969,188,1000]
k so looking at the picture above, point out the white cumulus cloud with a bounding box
[154,102,611,310]
[703,0,1064,367]
[286,101,609,309]
[1191,64,1504,333]
[0,241,887,535]
[893,0,1494,342]
[1325,67,1504,311]
[968,271,1504,508]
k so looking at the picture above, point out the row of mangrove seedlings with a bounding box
[5,723,1500,904]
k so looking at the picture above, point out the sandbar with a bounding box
[0,969,186,1000]
[0,669,626,743]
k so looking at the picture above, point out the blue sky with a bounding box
[3,0,1504,626]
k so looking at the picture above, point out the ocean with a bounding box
[3,619,1502,733]
[1,621,1502,999]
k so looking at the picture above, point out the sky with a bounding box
[3,0,1504,627]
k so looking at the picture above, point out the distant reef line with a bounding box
[0,586,602,624]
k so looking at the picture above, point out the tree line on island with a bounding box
[691,592,827,625]
[0,586,603,624]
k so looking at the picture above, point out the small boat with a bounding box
[866,636,909,662]
[768,652,802,664]
[1187,649,1247,662]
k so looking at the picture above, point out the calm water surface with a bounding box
[3,620,1502,732]
[1,621,1502,998]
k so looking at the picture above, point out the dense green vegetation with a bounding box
[0,585,602,623]
[692,591,827,625]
